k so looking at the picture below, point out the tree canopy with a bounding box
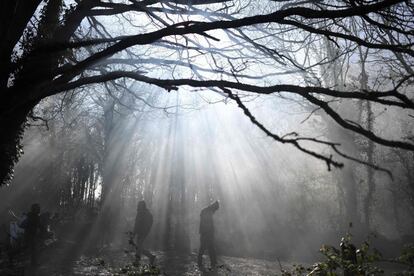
[0,0,413,185]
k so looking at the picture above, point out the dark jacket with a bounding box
[199,205,216,236]
[24,211,40,239]
[134,208,153,238]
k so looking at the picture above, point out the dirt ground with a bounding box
[1,243,408,276]
[0,244,293,276]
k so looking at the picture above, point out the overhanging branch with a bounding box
[45,71,414,154]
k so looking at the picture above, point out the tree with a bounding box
[1,0,413,186]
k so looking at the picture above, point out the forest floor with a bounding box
[0,245,294,276]
[0,243,408,275]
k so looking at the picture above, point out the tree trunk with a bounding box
[358,47,375,230]
[0,100,38,185]
[363,101,375,229]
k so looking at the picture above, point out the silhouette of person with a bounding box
[24,203,41,266]
[198,200,219,268]
[133,200,155,265]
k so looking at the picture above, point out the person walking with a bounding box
[132,200,155,265]
[197,200,219,268]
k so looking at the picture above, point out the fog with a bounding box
[1,0,414,275]
[1,88,412,264]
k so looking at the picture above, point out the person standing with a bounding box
[197,200,219,268]
[132,200,155,265]
[24,203,41,266]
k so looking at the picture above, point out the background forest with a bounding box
[0,0,413,274]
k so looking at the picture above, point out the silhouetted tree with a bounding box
[1,0,413,186]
